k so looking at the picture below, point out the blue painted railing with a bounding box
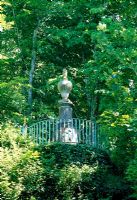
[22,118,104,148]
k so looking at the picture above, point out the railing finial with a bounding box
[58,69,72,103]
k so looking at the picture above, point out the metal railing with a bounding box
[24,118,104,147]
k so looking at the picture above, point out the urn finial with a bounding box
[58,69,72,103]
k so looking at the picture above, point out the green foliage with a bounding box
[0,78,28,123]
[99,110,137,172]
[0,126,130,200]
[126,151,137,199]
[39,143,130,200]
[0,0,136,121]
[0,0,137,199]
[0,124,44,200]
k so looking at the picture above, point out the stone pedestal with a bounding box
[58,101,78,143]
[57,69,78,143]
[59,102,72,121]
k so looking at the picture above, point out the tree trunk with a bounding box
[85,78,98,121]
[28,23,39,114]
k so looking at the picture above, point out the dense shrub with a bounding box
[0,125,131,200]
[0,124,44,200]
[38,143,129,200]
[126,151,137,199]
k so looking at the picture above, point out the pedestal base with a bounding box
[58,101,78,143]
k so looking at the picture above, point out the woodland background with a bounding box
[0,0,137,199]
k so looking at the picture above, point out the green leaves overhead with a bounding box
[0,0,136,123]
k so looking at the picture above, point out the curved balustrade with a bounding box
[25,118,104,148]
